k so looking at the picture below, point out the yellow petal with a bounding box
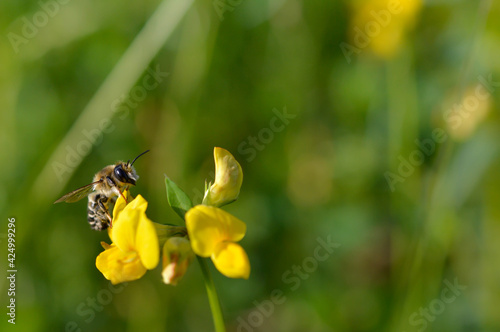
[100,241,112,250]
[212,242,250,279]
[135,213,159,270]
[127,194,148,213]
[203,147,243,207]
[112,208,141,252]
[112,195,149,252]
[96,244,147,285]
[107,227,114,242]
[112,190,132,222]
[185,205,246,257]
[110,190,134,243]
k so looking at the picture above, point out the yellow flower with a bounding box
[202,147,243,207]
[162,237,194,285]
[96,192,160,284]
[186,205,250,279]
[350,0,422,58]
[444,84,491,141]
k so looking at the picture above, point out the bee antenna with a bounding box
[130,150,150,166]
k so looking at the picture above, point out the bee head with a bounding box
[114,150,149,186]
[114,163,138,185]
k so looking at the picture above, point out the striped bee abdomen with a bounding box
[87,192,111,231]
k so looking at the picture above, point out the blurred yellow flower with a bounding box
[349,0,422,58]
[203,147,243,207]
[162,237,194,285]
[444,84,491,141]
[186,205,250,279]
[96,192,160,284]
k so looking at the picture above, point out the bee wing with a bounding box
[53,180,101,204]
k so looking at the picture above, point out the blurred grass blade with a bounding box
[30,0,194,204]
[446,128,498,207]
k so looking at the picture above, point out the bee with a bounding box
[54,150,149,231]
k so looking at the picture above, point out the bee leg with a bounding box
[106,176,128,204]
[116,186,128,204]
[106,211,113,228]
[98,199,113,228]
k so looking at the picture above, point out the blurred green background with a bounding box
[1,0,500,331]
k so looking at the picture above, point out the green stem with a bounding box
[197,256,226,332]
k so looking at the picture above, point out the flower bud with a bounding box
[162,237,194,285]
[202,147,243,207]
